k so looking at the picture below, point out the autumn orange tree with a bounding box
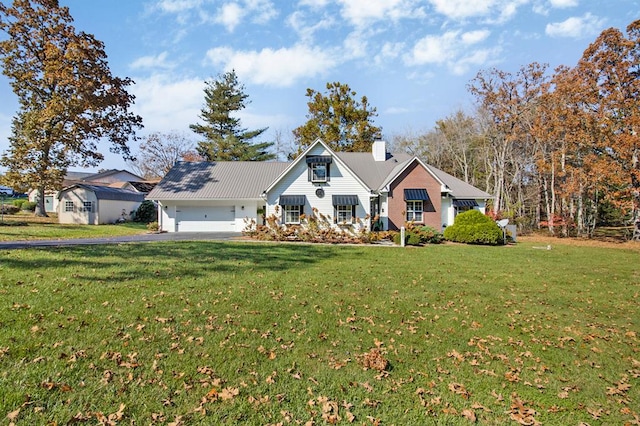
[0,0,143,216]
[293,82,382,155]
[570,20,640,229]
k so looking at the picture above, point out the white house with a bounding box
[29,169,145,214]
[57,184,146,225]
[147,140,491,233]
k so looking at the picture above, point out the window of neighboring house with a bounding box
[64,201,74,212]
[283,205,302,224]
[82,201,93,212]
[335,205,355,224]
[406,200,423,222]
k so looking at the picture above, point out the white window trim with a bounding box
[335,205,354,224]
[310,163,328,183]
[64,201,74,212]
[283,205,302,224]
[406,200,424,223]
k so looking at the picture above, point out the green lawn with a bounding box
[0,212,148,241]
[0,240,638,425]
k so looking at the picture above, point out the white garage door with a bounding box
[176,206,236,232]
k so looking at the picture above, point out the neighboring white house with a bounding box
[57,184,146,225]
[29,169,145,214]
[147,140,492,233]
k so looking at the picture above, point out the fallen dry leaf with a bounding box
[462,408,477,422]
[6,408,20,422]
[448,382,471,399]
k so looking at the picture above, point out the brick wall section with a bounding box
[388,161,442,230]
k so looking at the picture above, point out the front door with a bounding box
[370,197,381,231]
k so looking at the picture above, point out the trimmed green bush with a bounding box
[134,200,157,223]
[444,210,504,245]
[392,225,444,245]
[20,201,36,211]
[12,199,26,208]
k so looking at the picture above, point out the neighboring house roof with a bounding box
[59,184,146,202]
[427,165,492,199]
[85,169,144,183]
[146,161,290,200]
[110,181,158,193]
[65,171,95,181]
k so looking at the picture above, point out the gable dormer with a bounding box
[306,155,332,183]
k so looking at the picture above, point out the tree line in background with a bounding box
[395,20,639,237]
[0,0,637,234]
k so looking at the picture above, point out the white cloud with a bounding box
[337,0,426,27]
[428,0,495,19]
[130,74,204,133]
[451,48,495,75]
[405,29,497,74]
[155,0,276,31]
[545,13,605,38]
[216,3,245,31]
[374,42,405,66]
[549,0,578,7]
[244,0,278,24]
[130,52,175,70]
[156,0,204,13]
[461,29,491,44]
[286,10,335,42]
[205,44,338,87]
[385,106,411,115]
[427,0,526,22]
[342,31,369,59]
[298,0,331,7]
[407,31,459,65]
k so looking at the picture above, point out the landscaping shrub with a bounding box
[147,221,159,232]
[1,204,20,215]
[392,224,444,245]
[20,201,36,211]
[244,211,370,244]
[134,200,157,223]
[12,199,26,208]
[444,209,504,245]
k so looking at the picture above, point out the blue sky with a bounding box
[0,0,637,172]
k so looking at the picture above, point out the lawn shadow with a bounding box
[0,241,340,284]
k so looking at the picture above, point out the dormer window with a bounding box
[306,155,332,183]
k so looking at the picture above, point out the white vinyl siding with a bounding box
[266,144,371,231]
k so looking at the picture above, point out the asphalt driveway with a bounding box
[0,232,243,250]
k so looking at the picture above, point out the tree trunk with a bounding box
[33,186,48,217]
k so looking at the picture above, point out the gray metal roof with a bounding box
[146,155,491,202]
[426,165,493,199]
[60,184,146,202]
[147,161,290,200]
[336,152,413,190]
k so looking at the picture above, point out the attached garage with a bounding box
[147,161,289,233]
[175,205,236,232]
